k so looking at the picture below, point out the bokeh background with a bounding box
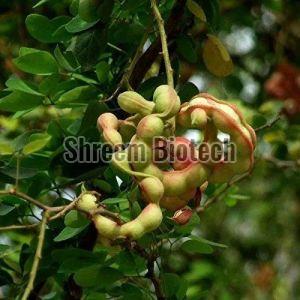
[0,0,300,299]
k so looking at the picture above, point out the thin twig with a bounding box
[15,154,21,191]
[21,210,49,300]
[0,189,61,212]
[49,200,78,221]
[151,0,174,88]
[255,115,281,132]
[0,224,39,232]
[103,32,149,103]
[197,172,251,213]
[262,155,300,169]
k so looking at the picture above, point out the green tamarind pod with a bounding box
[136,115,164,143]
[191,108,207,128]
[78,0,100,22]
[137,203,163,232]
[139,177,164,204]
[128,139,152,169]
[118,91,155,116]
[93,214,120,239]
[97,113,119,131]
[119,220,145,240]
[76,193,98,213]
[153,85,180,119]
[102,129,123,147]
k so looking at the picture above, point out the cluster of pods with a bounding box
[85,85,256,240]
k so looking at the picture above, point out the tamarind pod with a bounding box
[97,113,119,131]
[136,203,162,232]
[162,163,208,197]
[119,220,145,240]
[136,115,165,143]
[137,164,164,181]
[171,137,198,171]
[139,177,164,204]
[76,193,98,213]
[160,188,197,211]
[102,129,123,148]
[153,85,181,119]
[93,214,120,239]
[111,149,157,180]
[128,138,153,170]
[119,204,162,238]
[197,93,257,146]
[118,91,155,116]
[172,208,193,225]
[178,98,255,177]
[191,108,207,128]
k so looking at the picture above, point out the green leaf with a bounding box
[14,48,58,75]
[85,292,106,300]
[26,14,72,43]
[54,225,88,242]
[0,141,14,156]
[69,28,106,71]
[187,0,207,22]
[65,15,98,33]
[181,239,214,254]
[101,198,128,205]
[39,74,61,97]
[6,76,43,96]
[203,34,233,77]
[74,266,122,288]
[58,251,107,274]
[161,273,181,297]
[0,244,10,254]
[56,85,98,107]
[0,204,15,216]
[193,237,228,248]
[54,46,79,72]
[64,210,89,228]
[0,91,43,112]
[96,61,110,83]
[178,82,199,102]
[23,133,51,155]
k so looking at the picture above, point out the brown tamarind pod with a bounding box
[139,177,164,204]
[76,193,98,213]
[153,85,181,119]
[171,208,193,225]
[118,91,155,116]
[97,113,119,131]
[136,115,165,143]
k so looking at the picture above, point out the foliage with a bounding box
[0,0,299,299]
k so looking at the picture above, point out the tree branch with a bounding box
[21,210,49,300]
[151,0,174,87]
[0,224,39,231]
[197,172,251,213]
[130,0,186,89]
[255,114,281,132]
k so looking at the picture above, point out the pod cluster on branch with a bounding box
[87,85,256,240]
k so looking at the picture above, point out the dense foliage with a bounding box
[0,0,299,299]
